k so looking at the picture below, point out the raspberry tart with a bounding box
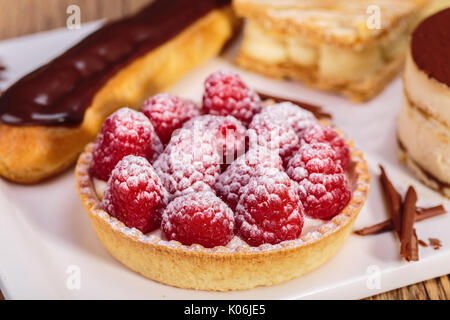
[76,71,370,291]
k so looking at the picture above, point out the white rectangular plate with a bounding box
[0,22,448,300]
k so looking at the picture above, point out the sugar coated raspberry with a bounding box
[153,129,221,198]
[161,191,235,248]
[91,108,161,181]
[286,143,351,220]
[248,113,300,163]
[236,167,304,246]
[260,102,317,137]
[102,155,167,233]
[142,93,200,144]
[215,146,283,211]
[202,70,262,124]
[301,124,350,169]
[183,115,246,167]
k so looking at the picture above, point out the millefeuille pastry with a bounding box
[398,8,450,197]
[233,0,427,102]
[76,71,370,291]
[0,0,237,184]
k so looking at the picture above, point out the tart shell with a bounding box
[76,139,370,292]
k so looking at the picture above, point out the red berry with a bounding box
[183,115,246,167]
[161,191,235,248]
[215,146,282,211]
[142,93,200,144]
[286,143,351,220]
[153,129,221,198]
[202,70,262,124]
[235,167,304,246]
[91,108,161,181]
[301,124,350,169]
[102,156,167,233]
[248,112,300,163]
[260,102,317,137]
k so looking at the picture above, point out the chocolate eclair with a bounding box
[397,8,450,197]
[0,0,237,184]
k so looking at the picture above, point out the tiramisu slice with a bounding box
[398,8,450,197]
[233,0,427,102]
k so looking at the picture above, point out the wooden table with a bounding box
[0,0,448,300]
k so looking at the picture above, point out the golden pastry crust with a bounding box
[233,0,427,49]
[236,51,404,102]
[0,7,237,184]
[75,136,371,292]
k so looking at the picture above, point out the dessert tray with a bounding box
[0,22,449,299]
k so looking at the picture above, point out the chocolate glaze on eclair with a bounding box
[0,0,230,127]
[0,0,237,184]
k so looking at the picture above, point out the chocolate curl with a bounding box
[409,229,419,261]
[416,205,447,220]
[418,239,428,247]
[379,165,403,236]
[400,187,419,261]
[429,238,442,250]
[354,205,446,236]
[256,91,332,119]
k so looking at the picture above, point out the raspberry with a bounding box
[202,70,262,124]
[260,102,317,137]
[102,156,167,233]
[183,115,246,167]
[286,143,351,220]
[91,108,161,181]
[248,112,300,163]
[301,124,351,169]
[215,146,283,211]
[142,93,200,144]
[235,167,304,246]
[161,191,235,248]
[153,129,221,198]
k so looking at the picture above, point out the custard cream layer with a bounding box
[398,95,450,185]
[403,50,450,128]
[241,20,408,82]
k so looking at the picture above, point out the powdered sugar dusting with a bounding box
[153,128,221,198]
[249,113,300,162]
[183,114,247,165]
[91,108,162,181]
[260,102,317,137]
[142,93,200,144]
[78,141,365,253]
[202,70,262,124]
[161,191,235,248]
[215,145,283,210]
[76,98,369,253]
